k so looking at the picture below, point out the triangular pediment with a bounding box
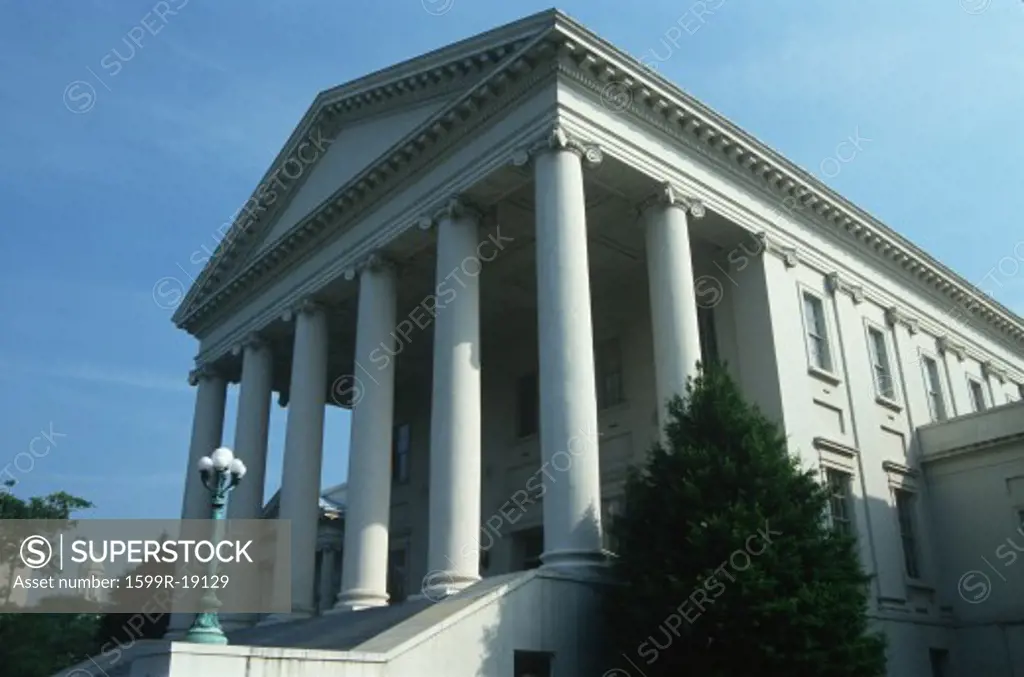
[173,10,558,328]
[252,97,454,258]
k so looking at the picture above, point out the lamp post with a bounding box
[183,446,246,645]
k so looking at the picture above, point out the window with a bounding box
[387,547,407,603]
[601,495,624,552]
[968,378,987,412]
[802,292,833,371]
[596,338,625,409]
[922,356,947,422]
[514,651,553,677]
[516,372,539,437]
[512,527,544,571]
[868,327,895,399]
[894,489,921,578]
[929,648,949,677]
[697,306,720,365]
[391,423,411,484]
[825,469,854,536]
[1017,509,1024,528]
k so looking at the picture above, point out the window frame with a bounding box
[894,488,922,580]
[967,376,988,413]
[799,287,839,382]
[865,323,898,403]
[515,371,539,438]
[595,337,625,410]
[920,353,947,422]
[391,422,411,485]
[824,468,855,537]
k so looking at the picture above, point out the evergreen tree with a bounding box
[606,365,886,677]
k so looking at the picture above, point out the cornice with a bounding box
[825,272,865,305]
[548,23,1024,347]
[882,460,919,478]
[176,32,558,335]
[743,232,1021,382]
[885,307,920,335]
[636,181,705,219]
[813,436,858,458]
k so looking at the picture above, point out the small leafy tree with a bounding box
[606,365,886,676]
[0,482,101,677]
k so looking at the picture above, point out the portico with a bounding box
[169,115,738,625]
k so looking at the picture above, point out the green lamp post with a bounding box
[183,446,246,645]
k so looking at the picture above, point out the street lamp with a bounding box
[183,446,246,645]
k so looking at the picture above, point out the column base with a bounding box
[540,548,609,578]
[418,570,480,603]
[329,588,389,613]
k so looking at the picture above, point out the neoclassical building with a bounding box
[69,9,1024,677]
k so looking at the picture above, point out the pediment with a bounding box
[251,97,453,259]
[172,9,558,327]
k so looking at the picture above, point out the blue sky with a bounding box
[1,1,1022,518]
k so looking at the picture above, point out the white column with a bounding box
[227,335,273,520]
[529,127,605,571]
[180,367,228,520]
[424,199,483,598]
[335,257,398,611]
[642,184,704,427]
[270,300,329,619]
[165,365,226,638]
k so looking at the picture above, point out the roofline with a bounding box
[171,9,558,325]
[175,8,1024,355]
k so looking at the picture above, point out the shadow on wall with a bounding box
[474,506,607,677]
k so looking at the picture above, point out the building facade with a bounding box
[150,10,1024,677]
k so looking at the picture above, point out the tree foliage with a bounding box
[0,481,101,677]
[606,365,886,677]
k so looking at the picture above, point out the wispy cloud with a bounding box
[0,359,189,394]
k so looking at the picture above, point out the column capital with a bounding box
[638,182,705,219]
[231,332,268,356]
[188,362,223,386]
[983,360,1008,384]
[282,297,327,322]
[755,232,799,268]
[937,336,966,361]
[884,306,920,334]
[417,196,484,231]
[510,124,603,169]
[825,271,865,304]
[343,251,396,281]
